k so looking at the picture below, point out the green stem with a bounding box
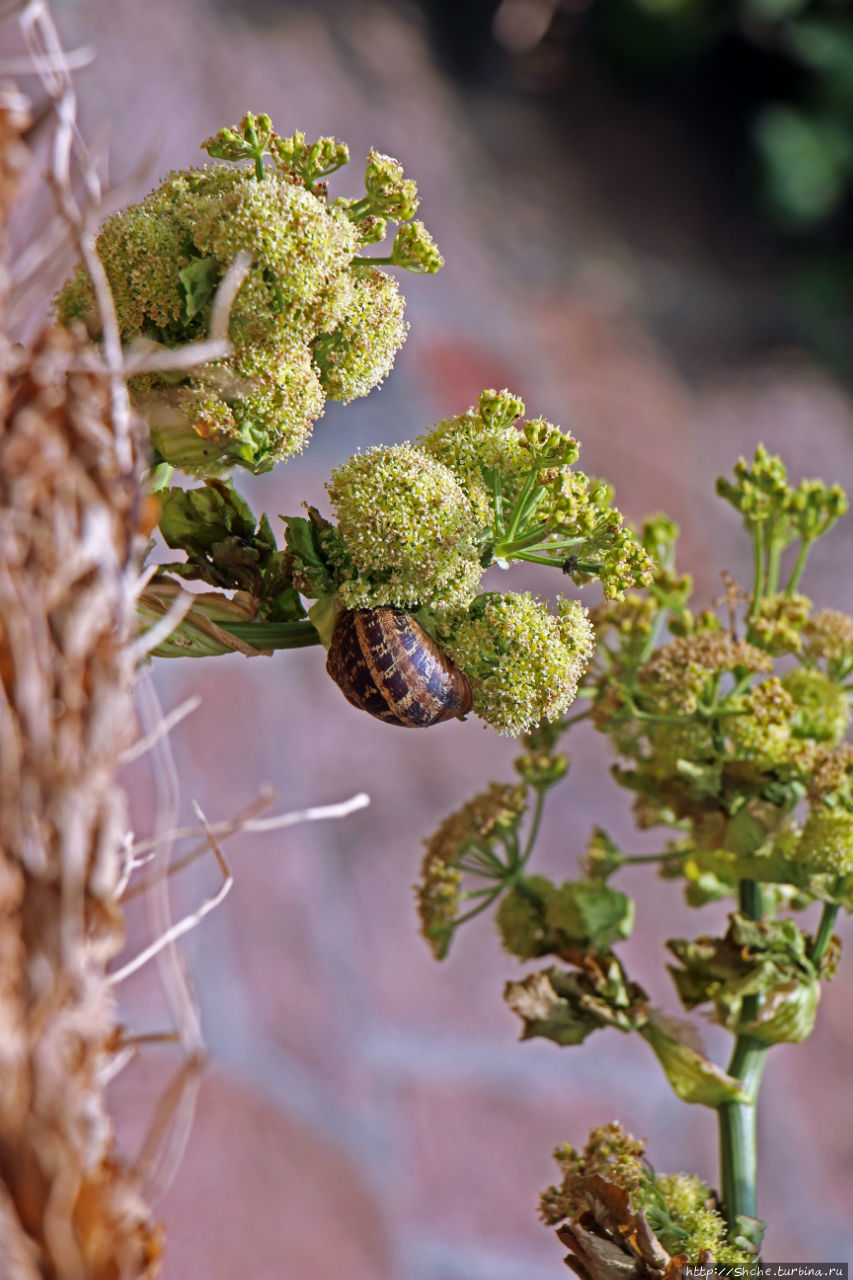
[500,552,574,568]
[766,538,782,596]
[750,526,765,617]
[519,789,546,868]
[220,620,322,649]
[352,255,393,266]
[638,604,667,665]
[786,538,812,595]
[719,1037,767,1225]
[498,524,550,554]
[346,196,372,221]
[491,471,505,537]
[621,849,689,865]
[503,472,539,547]
[718,878,770,1232]
[809,879,843,965]
[450,888,504,929]
[560,708,592,731]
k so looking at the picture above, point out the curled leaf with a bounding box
[640,1015,749,1107]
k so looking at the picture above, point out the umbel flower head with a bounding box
[55,113,442,474]
[325,443,482,611]
[282,388,651,734]
[439,592,595,736]
[540,1123,758,1266]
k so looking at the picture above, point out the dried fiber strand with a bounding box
[0,86,162,1280]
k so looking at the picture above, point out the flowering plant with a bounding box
[60,114,853,1271]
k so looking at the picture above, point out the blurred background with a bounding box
[7,0,853,1274]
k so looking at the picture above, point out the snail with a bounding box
[326,607,472,728]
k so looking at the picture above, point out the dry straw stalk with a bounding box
[0,88,162,1277]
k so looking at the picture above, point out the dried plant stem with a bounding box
[0,290,163,1276]
[0,53,163,1272]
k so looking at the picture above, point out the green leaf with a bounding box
[496,878,555,961]
[283,510,336,599]
[160,480,256,553]
[283,515,327,569]
[742,977,820,1044]
[667,914,822,1043]
[256,512,278,553]
[178,256,222,320]
[640,1017,750,1107]
[545,879,635,953]
[725,808,770,857]
[260,583,307,624]
[732,1213,767,1253]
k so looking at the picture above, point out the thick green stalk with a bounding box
[809,882,843,965]
[718,879,770,1231]
[221,620,321,648]
[719,1036,767,1223]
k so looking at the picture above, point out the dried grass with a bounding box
[0,97,164,1276]
[0,10,372,1275]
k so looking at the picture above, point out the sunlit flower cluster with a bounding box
[440,592,595,736]
[56,115,439,473]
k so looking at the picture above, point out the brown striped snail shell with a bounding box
[326,607,472,728]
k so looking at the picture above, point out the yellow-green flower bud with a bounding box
[749,591,810,654]
[270,131,350,186]
[726,677,794,767]
[478,388,525,430]
[389,219,444,273]
[364,149,419,219]
[522,417,579,468]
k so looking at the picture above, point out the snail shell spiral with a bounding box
[326,608,473,728]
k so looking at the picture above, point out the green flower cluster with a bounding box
[148,387,649,733]
[284,387,650,733]
[800,744,853,874]
[438,592,594,738]
[416,781,528,959]
[411,445,849,1258]
[56,113,442,473]
[581,451,852,902]
[540,1124,757,1266]
[325,444,482,611]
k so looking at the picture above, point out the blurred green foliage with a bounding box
[592,0,853,233]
